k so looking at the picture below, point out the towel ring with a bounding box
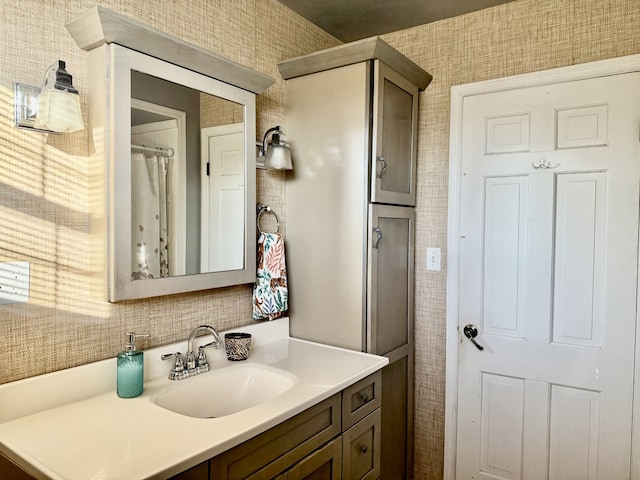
[257,203,280,234]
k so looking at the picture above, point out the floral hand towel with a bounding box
[253,232,288,320]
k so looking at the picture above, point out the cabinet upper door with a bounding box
[371,61,419,206]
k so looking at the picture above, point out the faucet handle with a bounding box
[161,351,181,362]
[196,346,209,370]
[202,340,222,349]
[195,343,218,373]
[161,352,186,381]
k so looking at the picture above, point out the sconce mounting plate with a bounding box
[14,83,41,131]
[256,141,267,170]
[14,83,62,134]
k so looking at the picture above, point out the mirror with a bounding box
[130,71,246,278]
[90,44,257,301]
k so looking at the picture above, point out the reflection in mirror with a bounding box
[129,71,245,280]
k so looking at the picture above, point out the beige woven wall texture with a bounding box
[2,0,640,478]
[381,0,640,478]
[0,0,338,386]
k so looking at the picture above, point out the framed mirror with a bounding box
[89,44,257,301]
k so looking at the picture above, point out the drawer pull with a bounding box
[358,393,370,403]
[359,444,368,454]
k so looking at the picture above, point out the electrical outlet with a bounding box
[0,261,30,304]
[426,247,441,271]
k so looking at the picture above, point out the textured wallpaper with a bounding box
[1,0,640,479]
[382,0,640,478]
[0,0,338,383]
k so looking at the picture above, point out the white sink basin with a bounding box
[153,364,298,418]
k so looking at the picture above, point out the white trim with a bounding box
[445,52,640,480]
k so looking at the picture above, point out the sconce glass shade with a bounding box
[265,141,293,170]
[258,125,293,171]
[14,60,84,134]
[34,89,84,133]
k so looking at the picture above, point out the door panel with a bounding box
[552,172,606,347]
[479,374,524,480]
[482,176,529,338]
[456,73,640,479]
[548,385,600,480]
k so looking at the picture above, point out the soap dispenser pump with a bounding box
[117,332,149,398]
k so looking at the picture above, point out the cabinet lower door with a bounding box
[380,351,413,480]
[342,409,381,480]
[284,438,342,480]
[367,204,414,356]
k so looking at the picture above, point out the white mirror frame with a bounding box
[68,5,274,302]
[88,43,256,301]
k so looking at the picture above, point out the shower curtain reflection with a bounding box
[131,151,170,279]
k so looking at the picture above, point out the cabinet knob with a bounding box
[358,392,370,403]
[359,444,368,454]
[376,156,387,178]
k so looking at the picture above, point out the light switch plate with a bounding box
[426,247,441,271]
[0,261,30,304]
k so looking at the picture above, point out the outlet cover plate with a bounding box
[0,261,30,304]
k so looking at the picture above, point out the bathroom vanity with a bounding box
[0,318,387,479]
[177,371,381,480]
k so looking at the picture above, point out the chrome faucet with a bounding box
[161,325,223,380]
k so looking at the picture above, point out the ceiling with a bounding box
[274,0,516,43]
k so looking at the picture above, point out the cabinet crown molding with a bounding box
[65,5,275,94]
[278,37,432,91]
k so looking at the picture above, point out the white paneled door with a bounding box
[456,73,640,479]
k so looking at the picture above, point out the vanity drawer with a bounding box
[342,409,381,480]
[209,393,341,479]
[170,461,209,480]
[341,370,381,430]
[284,437,342,479]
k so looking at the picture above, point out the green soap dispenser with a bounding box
[117,332,149,398]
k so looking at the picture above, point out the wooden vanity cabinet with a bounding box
[276,437,342,480]
[171,371,381,480]
[210,394,342,479]
[171,461,210,480]
[0,452,36,480]
[277,409,380,480]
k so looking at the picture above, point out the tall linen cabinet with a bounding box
[279,39,431,480]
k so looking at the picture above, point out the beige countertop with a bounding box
[0,318,388,479]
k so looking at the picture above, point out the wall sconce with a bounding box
[256,125,293,170]
[14,60,84,134]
